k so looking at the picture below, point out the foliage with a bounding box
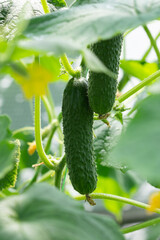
[0,0,160,239]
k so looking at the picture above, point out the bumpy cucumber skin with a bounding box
[88,34,123,115]
[62,78,97,194]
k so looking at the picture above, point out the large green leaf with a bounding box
[120,60,159,80]
[20,0,160,58]
[110,94,160,186]
[0,183,124,240]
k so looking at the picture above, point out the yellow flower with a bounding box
[13,63,53,99]
[28,141,37,155]
[148,192,160,212]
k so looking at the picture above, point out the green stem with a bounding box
[61,166,68,192]
[143,25,160,63]
[40,0,80,79]
[44,114,62,154]
[34,96,57,170]
[12,119,57,140]
[122,217,160,234]
[123,28,135,37]
[55,155,66,189]
[141,32,160,62]
[61,54,81,78]
[37,170,55,183]
[75,193,160,215]
[42,95,53,123]
[12,127,34,136]
[118,70,160,103]
[40,0,50,13]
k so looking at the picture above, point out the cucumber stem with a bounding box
[122,217,160,234]
[75,193,160,215]
[143,25,160,63]
[40,0,50,14]
[34,96,57,170]
[118,70,160,103]
[55,155,66,189]
[61,54,81,78]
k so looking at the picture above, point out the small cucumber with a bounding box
[62,78,97,194]
[88,34,123,115]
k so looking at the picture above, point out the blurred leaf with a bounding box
[40,55,60,81]
[146,222,160,240]
[110,94,160,186]
[120,60,158,80]
[20,0,160,61]
[0,183,125,240]
[0,140,20,190]
[0,115,11,141]
[83,49,117,78]
[0,141,18,178]
[95,176,129,219]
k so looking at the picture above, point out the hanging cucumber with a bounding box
[62,78,97,194]
[88,34,123,115]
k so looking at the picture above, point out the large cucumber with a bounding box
[62,78,97,194]
[88,34,123,115]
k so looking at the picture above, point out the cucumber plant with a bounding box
[62,78,97,194]
[0,0,160,239]
[88,34,123,115]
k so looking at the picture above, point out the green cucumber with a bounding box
[88,34,123,115]
[62,78,97,194]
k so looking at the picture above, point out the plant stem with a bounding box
[34,96,57,170]
[40,0,80,79]
[118,70,160,103]
[143,25,160,63]
[40,0,50,14]
[61,166,68,192]
[37,170,55,183]
[44,114,62,154]
[75,193,160,215]
[141,32,160,62]
[55,155,66,189]
[122,217,160,234]
[42,95,53,123]
[61,54,81,78]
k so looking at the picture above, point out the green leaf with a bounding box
[95,176,129,219]
[47,0,67,8]
[0,115,11,141]
[146,223,160,240]
[40,55,61,81]
[110,94,160,186]
[120,60,158,80]
[93,122,111,175]
[20,0,160,60]
[0,183,124,240]
[0,140,20,190]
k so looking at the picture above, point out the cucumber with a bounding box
[62,78,97,194]
[88,34,123,115]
